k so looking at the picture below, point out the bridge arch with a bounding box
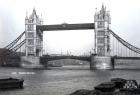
[40,55,91,68]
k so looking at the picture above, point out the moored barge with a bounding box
[0,77,24,90]
[69,78,140,95]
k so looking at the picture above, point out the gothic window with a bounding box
[29,19,33,23]
[97,46,104,55]
[97,31,105,36]
[97,37,104,44]
[36,34,39,39]
[27,25,33,31]
[98,21,104,28]
[36,39,40,45]
[28,32,34,38]
[107,45,110,52]
[28,46,34,52]
[28,39,34,45]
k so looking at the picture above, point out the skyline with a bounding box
[0,0,140,55]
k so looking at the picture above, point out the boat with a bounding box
[120,79,140,92]
[111,78,127,89]
[94,82,116,92]
[0,77,24,90]
[69,89,92,95]
[69,78,140,95]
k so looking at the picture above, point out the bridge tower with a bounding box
[21,9,43,68]
[90,4,113,69]
[25,8,43,57]
[94,4,111,56]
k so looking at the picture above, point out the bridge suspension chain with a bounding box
[109,30,140,57]
[0,31,26,56]
[4,31,25,50]
[11,39,26,51]
[1,40,26,57]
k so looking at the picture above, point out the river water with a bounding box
[0,65,140,95]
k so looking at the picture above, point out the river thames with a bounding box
[0,65,140,95]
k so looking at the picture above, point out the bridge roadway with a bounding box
[40,55,91,63]
[40,55,140,69]
[41,55,140,63]
[112,56,140,60]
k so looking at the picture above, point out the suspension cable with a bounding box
[11,39,26,51]
[4,31,25,49]
[109,29,140,54]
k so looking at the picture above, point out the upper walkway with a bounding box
[36,23,95,31]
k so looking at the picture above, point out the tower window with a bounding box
[36,39,41,45]
[28,39,34,45]
[97,31,105,36]
[97,37,104,44]
[98,21,104,28]
[28,46,34,52]
[27,25,34,31]
[97,46,105,55]
[28,32,34,38]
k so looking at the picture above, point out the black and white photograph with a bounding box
[0,0,140,95]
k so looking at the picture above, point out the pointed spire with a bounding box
[100,3,106,19]
[40,13,43,24]
[29,8,38,19]
[25,11,28,19]
[102,3,104,8]
[95,8,97,13]
[41,13,43,19]
[32,8,37,15]
[94,8,97,16]
[101,3,105,11]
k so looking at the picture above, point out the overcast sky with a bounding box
[0,0,140,55]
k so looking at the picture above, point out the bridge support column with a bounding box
[20,56,43,68]
[90,54,114,70]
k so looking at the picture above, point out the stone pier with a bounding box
[90,54,114,70]
[20,56,43,68]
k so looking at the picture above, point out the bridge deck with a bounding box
[112,56,140,60]
[41,55,90,62]
[36,23,95,31]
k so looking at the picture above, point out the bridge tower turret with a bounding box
[25,8,43,57]
[94,4,111,56]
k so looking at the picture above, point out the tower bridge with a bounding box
[0,4,140,69]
